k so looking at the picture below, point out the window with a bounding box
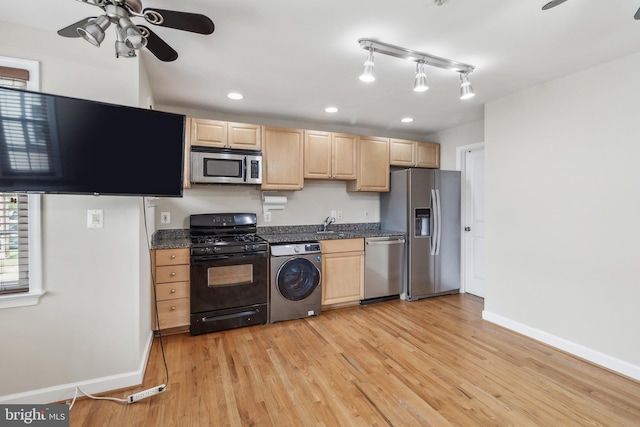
[0,56,43,309]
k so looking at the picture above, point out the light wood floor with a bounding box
[69,294,640,426]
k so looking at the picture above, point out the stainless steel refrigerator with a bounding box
[380,169,461,300]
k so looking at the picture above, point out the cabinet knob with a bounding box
[170,254,177,259]
[171,306,176,311]
[171,289,176,293]
[170,272,176,277]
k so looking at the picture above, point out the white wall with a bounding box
[0,22,154,402]
[426,120,484,169]
[483,52,640,379]
[157,180,380,229]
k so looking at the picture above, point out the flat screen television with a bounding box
[0,86,185,197]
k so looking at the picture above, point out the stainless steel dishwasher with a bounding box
[362,236,406,303]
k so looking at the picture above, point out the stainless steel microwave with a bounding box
[191,148,262,185]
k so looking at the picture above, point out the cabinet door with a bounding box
[228,122,262,150]
[190,119,227,148]
[332,133,357,180]
[322,251,364,305]
[262,127,304,190]
[347,136,390,192]
[390,138,416,166]
[304,130,332,179]
[415,142,440,168]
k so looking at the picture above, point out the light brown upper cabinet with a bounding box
[262,126,304,190]
[346,136,390,192]
[390,138,440,168]
[304,130,357,180]
[190,118,262,151]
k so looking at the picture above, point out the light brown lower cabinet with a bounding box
[152,248,190,333]
[320,238,365,307]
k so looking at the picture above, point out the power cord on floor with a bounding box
[68,386,128,410]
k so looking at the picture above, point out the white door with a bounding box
[463,147,485,297]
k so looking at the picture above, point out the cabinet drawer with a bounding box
[155,248,190,266]
[155,281,189,301]
[156,298,189,329]
[156,265,190,283]
[321,238,364,254]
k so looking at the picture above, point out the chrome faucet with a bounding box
[322,216,335,232]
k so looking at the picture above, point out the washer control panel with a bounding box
[270,242,321,256]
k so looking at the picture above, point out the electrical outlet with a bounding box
[331,210,337,220]
[264,212,272,222]
[127,384,166,404]
[87,209,103,229]
[337,211,343,220]
[160,212,170,224]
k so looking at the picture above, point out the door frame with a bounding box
[455,142,484,294]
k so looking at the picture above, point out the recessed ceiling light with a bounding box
[227,92,243,100]
[401,117,414,123]
[325,107,339,113]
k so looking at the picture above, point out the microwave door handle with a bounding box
[243,157,247,182]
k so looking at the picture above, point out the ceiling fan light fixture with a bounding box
[459,73,475,100]
[119,18,147,49]
[359,48,375,82]
[115,40,137,58]
[413,62,429,92]
[77,15,110,47]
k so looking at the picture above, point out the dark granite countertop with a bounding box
[151,229,190,249]
[257,223,405,244]
[151,223,406,249]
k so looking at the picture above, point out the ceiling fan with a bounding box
[57,0,215,62]
[542,0,640,20]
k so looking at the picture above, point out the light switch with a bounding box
[87,209,103,229]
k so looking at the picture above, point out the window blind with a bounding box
[0,66,30,294]
[0,193,28,294]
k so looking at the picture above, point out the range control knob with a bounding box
[294,246,301,253]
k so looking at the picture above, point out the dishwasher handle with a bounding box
[366,237,406,245]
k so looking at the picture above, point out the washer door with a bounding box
[276,257,320,301]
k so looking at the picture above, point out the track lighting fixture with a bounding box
[359,47,375,82]
[358,38,476,100]
[413,62,428,92]
[459,73,475,100]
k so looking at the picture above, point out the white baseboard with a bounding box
[0,331,155,405]
[482,310,640,382]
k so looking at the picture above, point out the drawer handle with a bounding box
[171,289,176,293]
[170,272,176,277]
[171,306,176,311]
[170,254,177,259]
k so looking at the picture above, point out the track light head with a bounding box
[459,73,475,100]
[359,48,375,82]
[413,62,429,92]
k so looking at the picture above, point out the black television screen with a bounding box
[0,86,185,197]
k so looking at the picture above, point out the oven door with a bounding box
[190,251,268,314]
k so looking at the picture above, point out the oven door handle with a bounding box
[191,252,268,262]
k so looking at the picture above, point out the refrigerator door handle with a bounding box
[430,189,437,255]
[435,189,442,255]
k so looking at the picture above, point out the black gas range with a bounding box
[189,213,268,335]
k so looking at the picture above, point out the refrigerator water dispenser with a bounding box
[415,208,430,237]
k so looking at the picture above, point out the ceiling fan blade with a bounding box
[542,0,569,10]
[635,7,640,20]
[138,25,178,62]
[143,8,214,34]
[57,17,96,38]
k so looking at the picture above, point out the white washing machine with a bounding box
[269,242,322,323]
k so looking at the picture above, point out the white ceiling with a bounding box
[2,0,640,137]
